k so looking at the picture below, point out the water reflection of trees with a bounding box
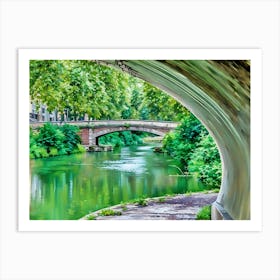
[30,148,205,219]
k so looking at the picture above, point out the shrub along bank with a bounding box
[30,123,85,159]
[162,114,222,189]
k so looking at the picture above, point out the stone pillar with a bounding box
[88,129,98,146]
[79,128,89,146]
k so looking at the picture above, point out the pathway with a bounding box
[81,192,218,220]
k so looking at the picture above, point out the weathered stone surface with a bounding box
[81,193,218,220]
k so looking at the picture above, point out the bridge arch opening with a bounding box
[100,60,250,220]
[95,128,164,146]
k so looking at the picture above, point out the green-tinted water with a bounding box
[30,145,207,220]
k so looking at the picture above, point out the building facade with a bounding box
[29,103,58,122]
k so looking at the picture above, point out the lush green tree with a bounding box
[30,60,113,120]
[163,114,205,168]
[30,60,65,113]
[30,60,190,122]
[121,85,144,119]
[162,114,221,188]
[141,83,189,121]
[188,132,222,188]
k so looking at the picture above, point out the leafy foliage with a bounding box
[86,215,97,220]
[196,205,211,220]
[37,123,65,152]
[99,209,122,216]
[141,83,189,121]
[188,133,222,188]
[163,114,205,169]
[30,60,190,122]
[49,147,59,157]
[30,123,84,159]
[133,197,148,206]
[98,131,145,147]
[163,114,222,188]
[59,124,81,153]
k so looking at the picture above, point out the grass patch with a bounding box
[158,197,166,203]
[196,205,211,220]
[99,209,122,216]
[134,197,148,206]
[166,193,178,197]
[202,188,220,194]
[86,215,97,220]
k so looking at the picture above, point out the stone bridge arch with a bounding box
[78,120,178,146]
[98,59,251,221]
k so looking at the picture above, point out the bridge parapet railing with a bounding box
[30,120,180,128]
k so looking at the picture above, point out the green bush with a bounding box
[99,209,122,216]
[77,144,86,152]
[58,124,81,153]
[49,147,59,157]
[37,123,65,151]
[86,215,96,220]
[30,153,35,159]
[196,205,211,220]
[30,133,49,158]
[162,114,222,188]
[133,197,148,206]
[72,144,86,154]
[162,132,176,155]
[30,144,42,158]
[38,147,49,158]
[163,115,205,169]
[58,148,68,156]
[188,133,221,188]
[30,123,84,159]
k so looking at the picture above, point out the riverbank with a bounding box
[81,192,218,220]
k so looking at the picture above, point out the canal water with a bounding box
[30,145,207,220]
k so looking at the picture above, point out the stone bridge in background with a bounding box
[30,120,179,146]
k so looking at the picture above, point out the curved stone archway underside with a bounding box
[98,60,250,220]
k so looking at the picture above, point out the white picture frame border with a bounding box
[1,1,279,279]
[18,48,262,232]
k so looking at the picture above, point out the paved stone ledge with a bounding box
[81,192,218,220]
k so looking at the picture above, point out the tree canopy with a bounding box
[30,60,189,121]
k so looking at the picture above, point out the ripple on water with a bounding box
[101,158,146,174]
